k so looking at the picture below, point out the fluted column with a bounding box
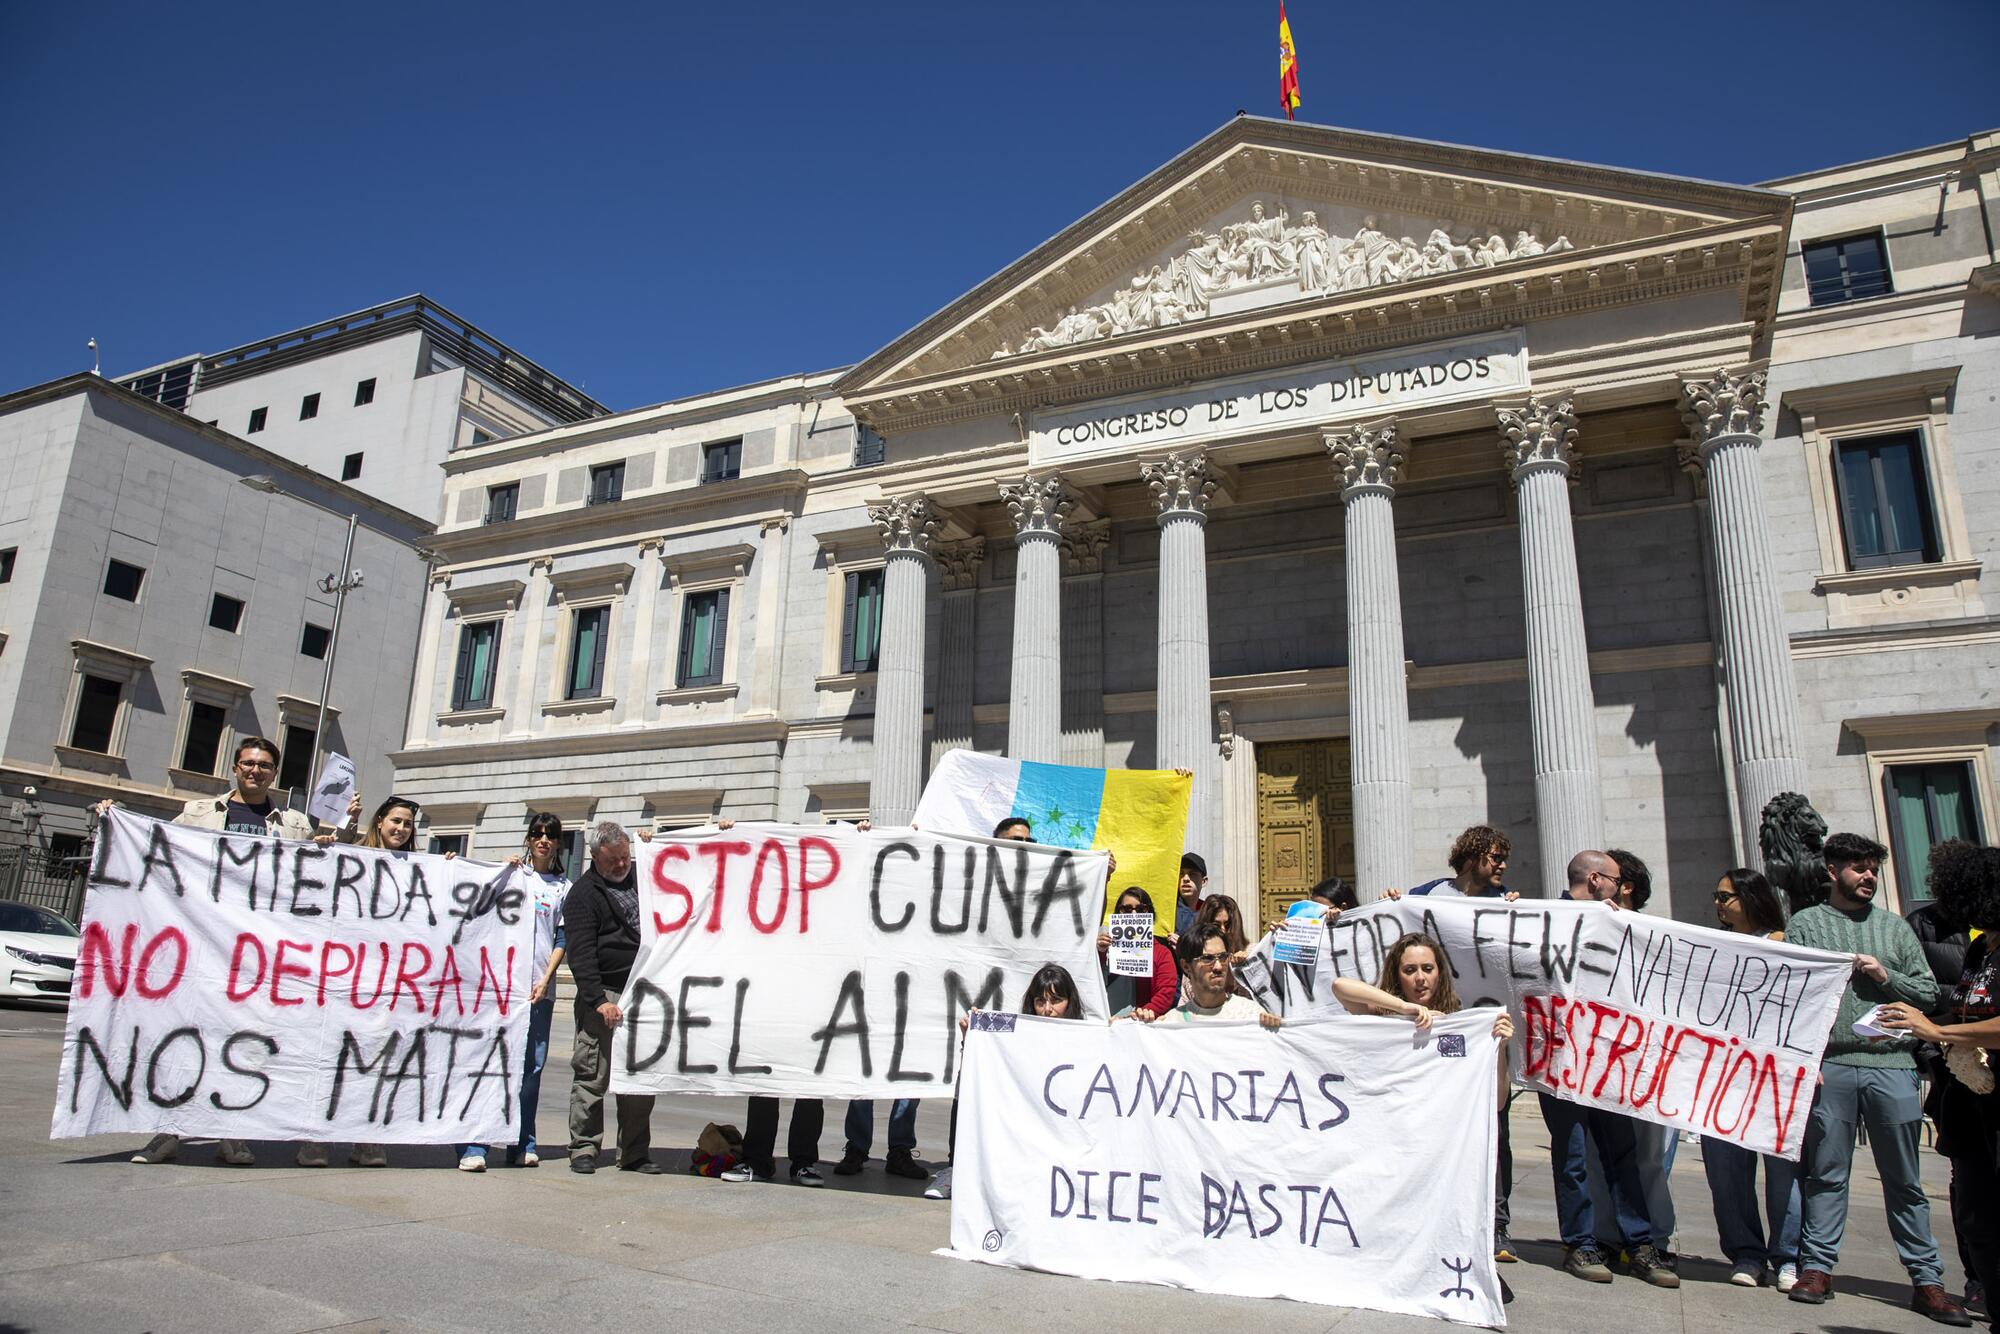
[1142,453,1220,867]
[1327,422,1413,900]
[868,496,939,825]
[1682,369,1810,864]
[930,539,985,769]
[1060,521,1110,767]
[1001,475,1070,762]
[1499,396,1604,895]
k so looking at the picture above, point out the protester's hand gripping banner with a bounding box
[612,822,1110,1100]
[1239,898,1851,1159]
[913,750,1190,933]
[948,1012,1506,1328]
[53,809,533,1143]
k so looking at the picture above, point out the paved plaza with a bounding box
[0,999,1977,1334]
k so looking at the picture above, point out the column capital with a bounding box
[999,473,1071,539]
[636,536,667,557]
[1062,519,1111,576]
[1141,452,1217,520]
[1680,367,1769,454]
[1497,395,1579,482]
[528,555,556,575]
[1675,442,1708,498]
[934,537,986,592]
[1324,421,1404,497]
[869,494,940,557]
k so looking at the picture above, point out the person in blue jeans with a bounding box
[836,1100,927,1179]
[459,812,569,1171]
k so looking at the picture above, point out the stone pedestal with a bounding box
[1682,369,1811,862]
[1499,397,1604,895]
[1001,475,1069,762]
[867,496,939,825]
[1142,453,1220,867]
[1327,423,1413,900]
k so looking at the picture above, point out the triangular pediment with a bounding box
[837,118,1790,423]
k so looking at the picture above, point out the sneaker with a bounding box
[1789,1268,1834,1304]
[790,1164,825,1187]
[924,1165,954,1201]
[1776,1263,1799,1293]
[350,1143,388,1168]
[294,1143,329,1168]
[1729,1260,1763,1287]
[1911,1284,1972,1327]
[1563,1245,1613,1284]
[570,1152,598,1175]
[833,1147,867,1176]
[1963,1280,1985,1319]
[718,1163,759,1182]
[884,1149,930,1181]
[1493,1232,1518,1264]
[1627,1244,1681,1289]
[457,1150,487,1173]
[216,1138,256,1167]
[513,1147,540,1168]
[131,1133,179,1165]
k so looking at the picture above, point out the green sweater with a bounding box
[1787,901,1939,1068]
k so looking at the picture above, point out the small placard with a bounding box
[969,1011,1017,1033]
[1107,912,1155,978]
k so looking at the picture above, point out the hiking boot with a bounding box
[1563,1245,1613,1284]
[1789,1268,1834,1303]
[1627,1244,1680,1289]
[833,1147,867,1176]
[885,1149,930,1181]
[1911,1284,1972,1326]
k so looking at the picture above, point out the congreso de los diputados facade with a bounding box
[390,117,2000,930]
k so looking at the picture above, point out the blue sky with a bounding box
[4,1,1995,412]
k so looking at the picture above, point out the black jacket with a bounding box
[564,865,642,1008]
[1906,900,1971,1012]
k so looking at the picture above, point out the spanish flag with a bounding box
[1279,4,1301,120]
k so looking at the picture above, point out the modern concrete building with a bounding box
[117,295,608,521]
[391,121,1999,928]
[0,373,435,895]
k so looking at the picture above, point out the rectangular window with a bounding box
[840,568,885,673]
[451,620,501,710]
[675,588,730,687]
[278,724,315,793]
[208,593,245,632]
[248,407,268,433]
[0,548,15,582]
[485,482,519,524]
[854,424,886,468]
[300,622,331,658]
[588,462,625,505]
[1803,232,1893,307]
[341,452,363,481]
[1833,431,1939,569]
[566,605,610,700]
[1885,761,1984,900]
[69,675,122,752]
[299,392,320,421]
[701,439,742,484]
[103,559,145,601]
[180,701,229,775]
[354,378,376,406]
[428,833,467,857]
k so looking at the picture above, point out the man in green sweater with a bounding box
[1786,832,1970,1326]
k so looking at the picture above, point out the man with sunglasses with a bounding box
[127,735,319,1166]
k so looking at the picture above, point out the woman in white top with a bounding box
[1140,923,1438,1029]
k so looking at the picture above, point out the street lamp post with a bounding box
[240,475,364,810]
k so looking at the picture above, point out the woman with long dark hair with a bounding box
[1097,886,1179,1020]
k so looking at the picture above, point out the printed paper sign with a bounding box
[948,1012,1505,1327]
[1273,902,1327,966]
[53,809,532,1143]
[306,751,357,829]
[1238,898,1850,1158]
[1107,913,1154,977]
[612,823,1110,1100]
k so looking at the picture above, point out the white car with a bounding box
[0,900,78,1002]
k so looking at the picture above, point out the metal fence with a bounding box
[0,844,87,923]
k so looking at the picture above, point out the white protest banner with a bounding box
[612,823,1110,1100]
[1107,912,1153,978]
[53,808,533,1144]
[307,751,357,829]
[1238,898,1850,1158]
[948,1011,1505,1328]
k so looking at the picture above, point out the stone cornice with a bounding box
[390,716,791,767]
[430,469,810,561]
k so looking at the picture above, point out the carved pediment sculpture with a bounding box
[992,201,1573,359]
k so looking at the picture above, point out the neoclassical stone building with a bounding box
[392,120,1999,929]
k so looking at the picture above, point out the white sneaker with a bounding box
[718,1163,759,1182]
[1776,1263,1799,1292]
[1729,1261,1762,1287]
[924,1165,953,1200]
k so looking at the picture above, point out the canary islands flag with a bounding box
[913,750,1192,934]
[1279,4,1301,120]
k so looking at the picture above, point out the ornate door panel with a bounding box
[1256,739,1354,929]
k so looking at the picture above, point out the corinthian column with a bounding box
[1000,474,1070,762]
[1142,452,1220,867]
[1682,369,1810,862]
[1327,423,1413,900]
[1498,396,1604,895]
[867,495,939,824]
[930,538,985,770]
